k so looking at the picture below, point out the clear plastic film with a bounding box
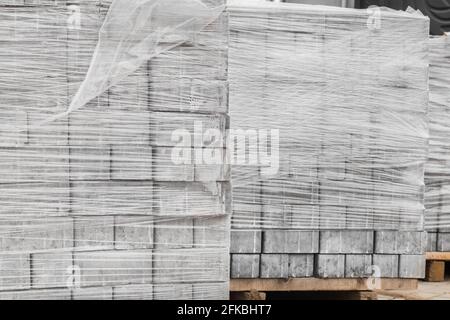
[0,0,229,300]
[66,0,225,116]
[228,2,429,231]
[425,34,450,251]
[228,2,429,280]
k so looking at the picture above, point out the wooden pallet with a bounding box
[425,252,450,282]
[230,278,418,300]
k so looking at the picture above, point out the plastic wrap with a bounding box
[66,0,225,116]
[228,2,429,279]
[0,0,229,300]
[425,35,450,252]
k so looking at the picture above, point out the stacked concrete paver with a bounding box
[0,0,230,300]
[228,3,429,280]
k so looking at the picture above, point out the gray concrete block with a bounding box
[149,80,228,114]
[426,232,437,252]
[438,226,450,233]
[73,287,114,300]
[0,288,71,300]
[71,181,153,216]
[153,147,194,181]
[375,231,426,255]
[346,207,374,230]
[232,183,262,229]
[399,255,426,279]
[111,145,152,180]
[195,148,229,182]
[194,216,229,249]
[231,254,260,279]
[27,109,69,147]
[31,252,73,289]
[153,284,193,300]
[113,284,153,300]
[153,182,226,217]
[25,0,67,6]
[319,181,348,208]
[0,6,68,49]
[372,209,400,230]
[154,249,228,283]
[230,230,261,254]
[263,204,320,229]
[374,231,399,254]
[107,72,150,146]
[115,216,154,250]
[372,196,401,230]
[0,254,30,291]
[0,0,25,7]
[317,136,352,182]
[289,254,314,278]
[231,165,259,182]
[345,255,372,278]
[316,255,345,278]
[0,147,69,183]
[262,179,319,207]
[108,66,148,106]
[74,250,153,287]
[154,218,194,249]
[68,106,111,147]
[399,206,424,231]
[193,282,229,300]
[319,231,374,254]
[398,231,427,255]
[286,152,319,179]
[0,217,73,253]
[318,164,346,182]
[437,233,450,252]
[74,216,115,250]
[319,206,347,229]
[0,182,70,216]
[188,11,228,46]
[67,39,100,85]
[198,159,229,179]
[0,109,27,147]
[70,147,110,181]
[372,255,399,278]
[150,47,227,81]
[263,230,319,254]
[260,254,289,278]
[232,203,262,229]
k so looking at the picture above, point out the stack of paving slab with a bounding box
[228,3,429,280]
[0,0,230,300]
[425,35,450,253]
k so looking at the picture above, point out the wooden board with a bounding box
[425,261,445,282]
[426,252,450,261]
[230,290,378,301]
[230,278,418,292]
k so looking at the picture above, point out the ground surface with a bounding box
[379,280,450,300]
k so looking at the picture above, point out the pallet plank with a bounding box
[426,252,450,261]
[230,278,418,292]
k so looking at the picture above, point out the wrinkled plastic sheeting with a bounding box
[425,35,450,230]
[67,0,224,116]
[228,2,429,231]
